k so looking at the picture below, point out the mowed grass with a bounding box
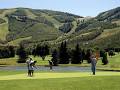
[0,56,20,66]
[0,76,120,90]
[97,53,120,70]
[0,55,51,66]
[0,54,120,90]
[0,71,120,90]
[0,70,26,76]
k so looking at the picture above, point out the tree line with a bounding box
[1,42,119,65]
[0,46,15,59]
[16,41,109,65]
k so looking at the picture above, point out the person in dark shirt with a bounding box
[90,54,97,75]
[48,60,53,70]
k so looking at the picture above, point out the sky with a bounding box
[0,0,120,17]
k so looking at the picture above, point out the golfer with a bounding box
[48,60,53,70]
[28,60,37,77]
[90,54,97,75]
[26,58,33,76]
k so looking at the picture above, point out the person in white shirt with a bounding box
[28,61,37,77]
[26,58,34,76]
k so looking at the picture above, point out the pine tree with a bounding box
[44,44,49,55]
[8,46,15,57]
[102,51,108,65]
[32,48,37,57]
[40,46,45,60]
[85,49,91,63]
[51,49,58,66]
[0,48,10,59]
[71,44,82,64]
[17,44,28,63]
[82,49,86,62]
[108,50,115,57]
[35,44,50,60]
[59,41,69,64]
[35,44,42,57]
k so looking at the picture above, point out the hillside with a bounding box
[0,7,120,48]
[52,7,120,48]
[96,7,120,21]
[0,8,82,46]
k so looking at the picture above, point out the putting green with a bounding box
[0,72,120,81]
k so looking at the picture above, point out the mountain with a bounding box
[0,7,120,49]
[96,7,120,21]
[52,7,120,48]
[0,8,82,46]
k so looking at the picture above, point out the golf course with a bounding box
[0,53,120,90]
[0,1,120,90]
[0,71,120,90]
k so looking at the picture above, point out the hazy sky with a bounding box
[0,0,120,17]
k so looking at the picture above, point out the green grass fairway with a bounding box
[97,53,120,70]
[0,55,51,66]
[0,71,120,80]
[0,71,120,90]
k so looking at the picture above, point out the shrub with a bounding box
[108,50,115,57]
